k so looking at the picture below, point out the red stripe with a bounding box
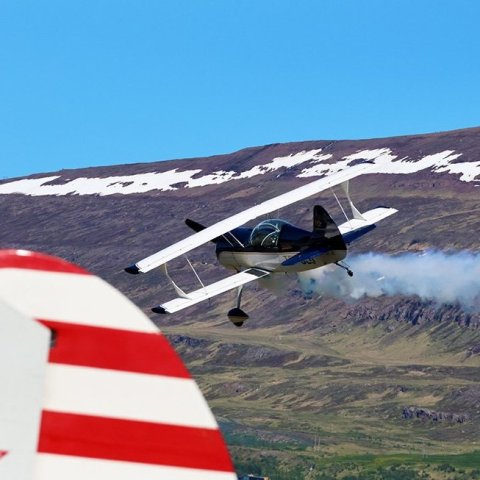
[38,411,234,472]
[38,320,191,379]
[0,250,89,275]
[0,451,8,459]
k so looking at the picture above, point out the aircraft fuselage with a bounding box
[217,248,345,273]
[215,218,347,273]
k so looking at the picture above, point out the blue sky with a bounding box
[1,1,479,179]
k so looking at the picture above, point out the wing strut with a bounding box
[184,255,206,289]
[162,264,190,299]
[341,180,366,221]
[163,256,210,301]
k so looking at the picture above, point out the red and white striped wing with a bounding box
[0,250,235,480]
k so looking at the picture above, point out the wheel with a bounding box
[228,307,249,326]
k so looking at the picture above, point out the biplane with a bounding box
[125,163,397,326]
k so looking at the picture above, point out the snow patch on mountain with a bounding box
[345,148,392,161]
[379,150,463,175]
[298,148,397,177]
[237,149,331,179]
[0,150,326,196]
[0,147,478,197]
[434,157,480,182]
[298,149,465,178]
[187,170,236,188]
[0,169,203,196]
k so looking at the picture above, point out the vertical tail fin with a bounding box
[313,205,347,250]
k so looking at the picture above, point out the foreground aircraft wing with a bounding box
[0,250,235,480]
[153,268,270,314]
[127,162,376,274]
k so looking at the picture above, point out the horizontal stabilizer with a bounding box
[282,248,329,267]
[153,268,270,314]
[338,206,397,242]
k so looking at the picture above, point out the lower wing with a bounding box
[152,268,270,314]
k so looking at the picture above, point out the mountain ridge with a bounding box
[2,125,480,184]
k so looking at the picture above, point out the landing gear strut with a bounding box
[228,285,249,327]
[336,261,353,277]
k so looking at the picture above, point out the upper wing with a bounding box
[127,162,377,274]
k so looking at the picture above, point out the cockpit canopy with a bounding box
[249,219,291,248]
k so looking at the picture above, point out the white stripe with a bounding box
[0,269,158,333]
[44,364,218,429]
[0,301,49,480]
[35,454,237,480]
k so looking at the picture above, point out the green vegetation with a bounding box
[232,450,480,479]
[163,307,480,478]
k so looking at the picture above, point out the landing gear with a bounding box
[336,261,353,277]
[228,286,249,327]
[227,308,249,327]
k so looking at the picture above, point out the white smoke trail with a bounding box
[297,251,480,309]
